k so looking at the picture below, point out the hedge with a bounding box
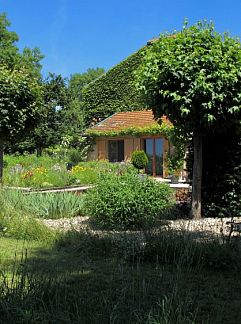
[82,47,147,126]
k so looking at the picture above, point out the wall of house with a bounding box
[124,137,141,160]
[93,136,141,161]
[97,138,107,160]
[91,136,170,178]
[87,143,98,161]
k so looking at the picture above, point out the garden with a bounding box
[0,152,241,323]
[1,13,241,324]
[3,153,125,189]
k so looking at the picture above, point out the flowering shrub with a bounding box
[21,170,34,179]
[21,167,47,179]
[4,155,136,188]
[71,165,93,173]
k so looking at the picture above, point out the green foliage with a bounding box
[3,154,134,188]
[0,190,83,219]
[56,228,241,275]
[86,122,173,137]
[0,13,43,75]
[61,98,85,137]
[83,173,174,230]
[0,13,43,145]
[136,20,241,134]
[83,48,146,126]
[21,47,44,78]
[0,65,42,142]
[1,227,241,323]
[131,150,148,171]
[0,13,44,182]
[166,131,187,175]
[67,148,83,165]
[32,73,69,151]
[69,68,105,102]
[0,13,19,68]
[136,20,241,218]
[0,208,53,242]
[139,230,240,271]
[202,131,241,217]
[2,214,54,241]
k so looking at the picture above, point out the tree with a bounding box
[61,98,85,137]
[69,68,105,102]
[0,13,43,74]
[21,47,44,78]
[136,21,241,219]
[0,65,42,183]
[0,13,19,68]
[33,73,69,155]
[60,68,105,136]
[0,13,43,181]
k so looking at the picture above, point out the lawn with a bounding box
[1,231,241,324]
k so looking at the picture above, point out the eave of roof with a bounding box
[86,110,171,135]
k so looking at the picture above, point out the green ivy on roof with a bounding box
[86,122,174,138]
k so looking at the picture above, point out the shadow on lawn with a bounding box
[1,228,241,323]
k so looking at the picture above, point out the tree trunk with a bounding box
[0,139,4,187]
[191,132,202,219]
[36,147,42,157]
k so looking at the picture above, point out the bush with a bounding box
[131,150,148,172]
[83,173,174,230]
[68,148,83,165]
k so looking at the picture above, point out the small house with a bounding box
[86,110,173,178]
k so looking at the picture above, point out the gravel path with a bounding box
[42,216,90,231]
[41,215,241,239]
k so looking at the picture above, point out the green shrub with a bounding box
[68,148,83,165]
[131,150,148,172]
[83,173,174,230]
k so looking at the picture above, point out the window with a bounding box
[143,138,163,176]
[108,140,124,162]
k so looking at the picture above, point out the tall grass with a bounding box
[0,189,83,241]
[0,208,55,242]
[0,236,199,324]
[1,227,237,323]
[0,190,84,219]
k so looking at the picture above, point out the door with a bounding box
[143,138,163,177]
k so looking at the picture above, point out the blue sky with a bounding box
[1,0,241,78]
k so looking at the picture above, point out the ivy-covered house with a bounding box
[82,41,152,126]
[83,39,182,178]
[86,110,173,178]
